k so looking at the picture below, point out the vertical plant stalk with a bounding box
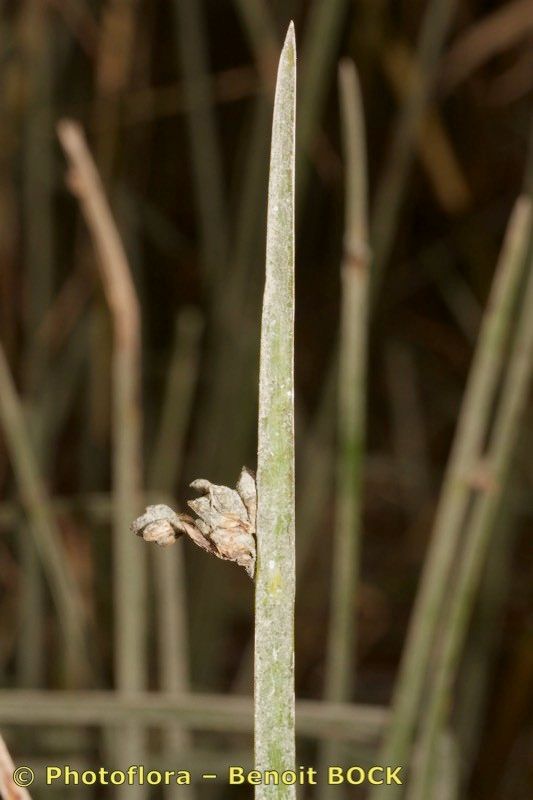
[254,22,296,799]
[232,364,337,694]
[189,0,277,691]
[232,0,278,89]
[149,309,203,493]
[195,0,350,491]
[454,498,515,764]
[192,0,347,499]
[82,0,139,492]
[319,59,370,797]
[431,732,460,800]
[182,3,274,544]
[371,0,459,295]
[297,0,351,205]
[195,0,349,487]
[409,235,533,799]
[371,196,532,798]
[93,0,140,180]
[191,96,273,495]
[57,121,147,775]
[0,344,87,677]
[148,309,202,789]
[18,0,55,688]
[381,41,470,215]
[21,0,54,395]
[172,0,229,289]
[385,343,431,515]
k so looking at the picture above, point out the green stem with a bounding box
[409,216,533,799]
[371,196,532,799]
[325,58,369,701]
[319,58,370,798]
[254,22,296,799]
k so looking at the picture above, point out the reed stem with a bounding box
[0,690,387,743]
[371,196,532,798]
[319,59,370,798]
[57,120,147,778]
[409,218,533,799]
[371,0,459,295]
[172,0,228,289]
[254,23,296,799]
[0,344,87,678]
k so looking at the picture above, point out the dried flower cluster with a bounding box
[131,468,257,578]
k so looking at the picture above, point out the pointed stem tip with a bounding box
[283,20,296,54]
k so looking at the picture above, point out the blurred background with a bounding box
[0,0,532,798]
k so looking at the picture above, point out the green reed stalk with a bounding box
[371,195,532,799]
[254,23,296,800]
[409,214,533,799]
[319,58,370,798]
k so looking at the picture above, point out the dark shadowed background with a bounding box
[0,1,532,798]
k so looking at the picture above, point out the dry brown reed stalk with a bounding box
[80,0,140,493]
[93,0,140,178]
[57,120,147,783]
[115,66,259,126]
[441,0,533,92]
[0,733,32,800]
[381,41,470,214]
